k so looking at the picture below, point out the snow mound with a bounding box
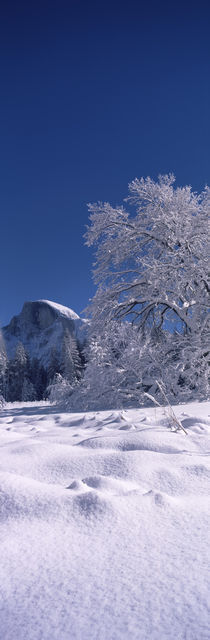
[0,400,209,640]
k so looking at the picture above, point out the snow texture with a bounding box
[0,400,209,640]
[38,299,80,320]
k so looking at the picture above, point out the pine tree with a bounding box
[0,337,7,399]
[61,329,82,383]
[30,358,47,400]
[47,347,61,384]
[22,377,36,402]
[6,342,29,401]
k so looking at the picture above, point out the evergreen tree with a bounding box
[22,377,36,402]
[61,329,82,383]
[6,343,29,401]
[0,337,7,399]
[30,358,47,400]
[47,347,61,384]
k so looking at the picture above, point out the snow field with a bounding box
[0,401,209,640]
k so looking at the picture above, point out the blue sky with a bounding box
[1,0,209,326]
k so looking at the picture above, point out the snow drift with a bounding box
[0,400,209,640]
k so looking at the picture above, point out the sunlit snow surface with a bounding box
[38,299,81,320]
[0,401,209,640]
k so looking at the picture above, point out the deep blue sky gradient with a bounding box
[1,0,209,325]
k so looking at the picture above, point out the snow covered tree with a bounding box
[0,334,7,399]
[61,329,82,383]
[30,358,48,400]
[47,373,73,406]
[69,321,185,410]
[47,347,61,384]
[83,175,209,403]
[6,342,30,401]
[69,322,134,410]
[21,377,36,402]
[86,174,209,333]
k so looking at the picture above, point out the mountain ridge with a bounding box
[2,299,87,368]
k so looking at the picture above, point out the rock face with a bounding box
[2,300,87,368]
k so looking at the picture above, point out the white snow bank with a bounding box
[0,401,209,640]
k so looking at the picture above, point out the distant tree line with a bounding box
[0,329,82,402]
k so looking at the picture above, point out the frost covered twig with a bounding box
[145,381,188,435]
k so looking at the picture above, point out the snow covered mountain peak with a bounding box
[2,299,87,367]
[37,300,81,321]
